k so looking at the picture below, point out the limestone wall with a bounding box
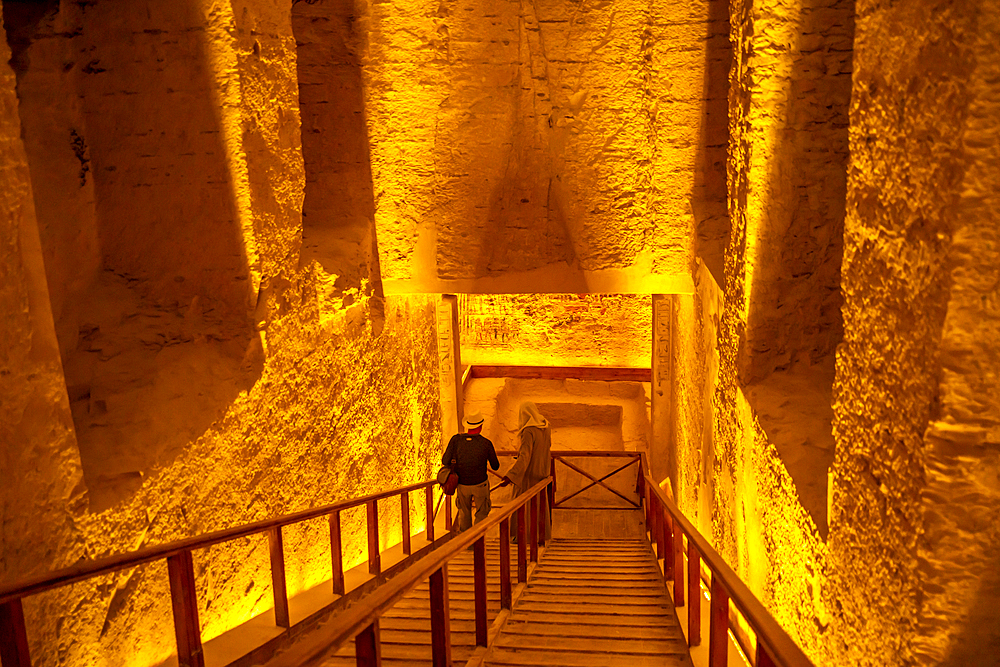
[0,2,444,665]
[668,0,1000,663]
[834,0,1000,662]
[0,5,87,587]
[292,0,382,296]
[359,0,728,295]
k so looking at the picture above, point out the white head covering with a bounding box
[518,402,548,433]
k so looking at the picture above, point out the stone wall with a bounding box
[292,0,382,297]
[834,0,1000,662]
[0,2,444,665]
[0,5,87,588]
[668,0,1000,663]
[359,0,728,295]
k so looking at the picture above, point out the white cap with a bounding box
[465,411,485,429]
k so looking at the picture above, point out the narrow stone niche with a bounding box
[4,0,262,511]
[737,0,855,537]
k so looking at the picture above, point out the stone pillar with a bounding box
[0,10,86,582]
[436,294,463,445]
[650,294,674,487]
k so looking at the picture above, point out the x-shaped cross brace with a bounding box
[553,457,640,508]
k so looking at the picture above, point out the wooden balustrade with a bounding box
[270,477,554,667]
[637,454,815,667]
[0,444,815,667]
[0,479,442,667]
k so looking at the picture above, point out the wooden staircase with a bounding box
[317,539,516,666]
[484,536,693,667]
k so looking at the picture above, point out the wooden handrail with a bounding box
[269,476,554,667]
[0,478,444,667]
[0,479,437,605]
[638,454,814,667]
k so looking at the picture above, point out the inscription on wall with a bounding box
[459,294,652,368]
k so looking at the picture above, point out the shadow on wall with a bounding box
[3,0,262,512]
[292,0,382,298]
[736,0,855,537]
[692,0,732,286]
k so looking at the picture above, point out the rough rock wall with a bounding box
[672,252,828,660]
[22,292,441,666]
[832,0,1000,662]
[459,293,651,368]
[669,259,722,539]
[0,1,445,665]
[0,8,86,584]
[359,0,726,294]
[672,0,1000,662]
[5,0,265,510]
[702,0,852,536]
[293,0,382,296]
[737,0,852,385]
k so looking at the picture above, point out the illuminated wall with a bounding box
[459,294,652,368]
[357,0,728,295]
[0,2,443,665]
[832,0,1000,661]
[669,0,1000,663]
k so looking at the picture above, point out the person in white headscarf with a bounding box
[502,402,552,541]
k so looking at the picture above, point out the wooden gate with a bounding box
[492,451,642,509]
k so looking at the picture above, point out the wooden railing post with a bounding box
[549,458,557,516]
[653,496,664,560]
[538,485,548,548]
[330,510,345,595]
[0,598,31,667]
[367,499,381,575]
[673,526,685,607]
[401,491,411,556]
[429,566,452,667]
[709,573,730,667]
[444,494,452,531]
[425,486,435,542]
[516,505,527,582]
[757,643,778,667]
[167,550,205,667]
[473,536,488,647]
[688,542,702,646]
[499,517,512,610]
[355,620,381,667]
[646,487,654,543]
[268,527,291,628]
[529,494,539,563]
[663,509,676,581]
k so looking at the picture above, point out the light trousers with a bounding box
[454,481,491,533]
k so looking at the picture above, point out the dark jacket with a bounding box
[442,433,500,486]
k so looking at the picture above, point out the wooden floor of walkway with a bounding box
[317,539,515,666]
[308,509,692,667]
[483,535,693,667]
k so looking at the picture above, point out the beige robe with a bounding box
[507,425,552,491]
[508,425,552,539]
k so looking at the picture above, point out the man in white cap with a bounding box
[441,411,500,533]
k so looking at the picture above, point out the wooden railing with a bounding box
[636,454,815,667]
[269,476,554,667]
[491,450,641,510]
[0,479,445,667]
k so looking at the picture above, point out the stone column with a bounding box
[650,294,674,487]
[436,294,464,445]
[0,12,86,582]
